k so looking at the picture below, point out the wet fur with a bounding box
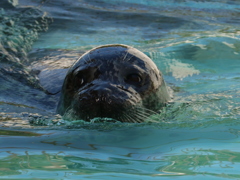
[57,44,171,122]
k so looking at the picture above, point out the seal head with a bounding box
[57,44,170,122]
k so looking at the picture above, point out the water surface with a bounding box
[0,0,240,179]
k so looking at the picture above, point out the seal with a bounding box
[57,44,171,122]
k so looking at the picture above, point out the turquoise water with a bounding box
[0,0,240,179]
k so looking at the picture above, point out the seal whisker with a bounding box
[135,111,149,119]
[87,53,91,62]
[124,112,137,123]
[125,110,144,123]
[138,113,158,123]
[120,115,129,123]
[139,111,157,120]
[126,55,134,62]
[135,116,144,123]
[80,55,89,65]
[135,106,158,115]
[122,112,134,123]
[120,112,128,122]
[132,107,159,123]
[132,113,146,123]
[122,50,129,62]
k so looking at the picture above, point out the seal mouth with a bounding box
[65,80,143,121]
[61,87,161,123]
[59,84,152,123]
[76,94,135,121]
[60,79,161,123]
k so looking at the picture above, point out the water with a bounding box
[0,0,240,179]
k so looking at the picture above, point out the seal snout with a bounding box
[80,82,131,105]
[74,83,129,121]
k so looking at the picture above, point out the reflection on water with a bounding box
[164,58,200,80]
[1,126,240,179]
[0,0,240,179]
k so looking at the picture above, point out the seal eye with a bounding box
[125,74,142,84]
[74,75,85,88]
